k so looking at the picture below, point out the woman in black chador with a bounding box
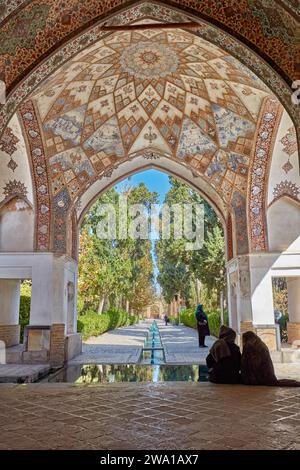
[206,325,241,384]
[241,331,300,387]
[195,304,210,348]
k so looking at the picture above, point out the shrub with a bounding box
[77,309,139,340]
[19,281,32,342]
[129,315,138,325]
[168,315,179,325]
[179,308,197,329]
[77,295,85,315]
[207,312,221,337]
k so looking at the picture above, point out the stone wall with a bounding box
[287,322,300,344]
[49,324,65,367]
[0,324,20,347]
[239,321,278,351]
[65,333,82,362]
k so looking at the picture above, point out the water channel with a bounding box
[45,321,209,383]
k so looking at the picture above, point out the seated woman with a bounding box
[241,331,300,387]
[206,325,241,384]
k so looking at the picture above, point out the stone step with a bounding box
[6,345,49,364]
[271,348,300,364]
[0,364,50,383]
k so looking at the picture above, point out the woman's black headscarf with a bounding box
[209,325,236,362]
[241,331,300,386]
[195,304,208,320]
[241,331,277,385]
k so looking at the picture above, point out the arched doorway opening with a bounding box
[76,167,226,335]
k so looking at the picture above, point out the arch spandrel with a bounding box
[0,114,34,209]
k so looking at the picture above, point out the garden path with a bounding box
[70,319,216,365]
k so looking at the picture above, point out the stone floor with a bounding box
[1,320,300,450]
[1,382,300,450]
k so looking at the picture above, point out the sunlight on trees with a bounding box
[78,175,225,320]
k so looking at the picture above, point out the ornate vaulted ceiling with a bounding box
[0,0,299,144]
[0,0,298,94]
[27,28,272,206]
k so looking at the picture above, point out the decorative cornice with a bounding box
[18,100,51,251]
[248,97,283,252]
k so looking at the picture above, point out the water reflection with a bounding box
[48,364,209,383]
[141,349,165,364]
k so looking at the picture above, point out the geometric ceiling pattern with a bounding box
[0,0,299,94]
[30,28,272,206]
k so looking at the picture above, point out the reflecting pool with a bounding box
[47,364,209,384]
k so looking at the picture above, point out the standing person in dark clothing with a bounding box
[241,331,300,387]
[163,313,169,326]
[206,325,241,384]
[195,304,210,348]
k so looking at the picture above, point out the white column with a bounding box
[247,254,275,325]
[30,255,78,331]
[0,279,20,325]
[30,256,54,326]
[237,256,253,323]
[228,282,238,330]
[287,277,300,322]
[226,262,241,330]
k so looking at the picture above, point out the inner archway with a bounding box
[75,167,226,366]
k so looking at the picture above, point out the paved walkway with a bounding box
[159,321,215,364]
[69,320,150,364]
[0,381,300,450]
[2,321,300,384]
[69,319,215,365]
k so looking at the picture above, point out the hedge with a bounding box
[19,287,138,342]
[180,307,229,338]
[77,309,139,340]
[19,281,31,329]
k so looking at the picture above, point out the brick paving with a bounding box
[0,382,300,450]
[1,320,300,450]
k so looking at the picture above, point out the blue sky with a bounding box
[116,169,171,203]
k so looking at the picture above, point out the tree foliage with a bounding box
[155,177,225,309]
[79,176,225,317]
[78,185,157,314]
